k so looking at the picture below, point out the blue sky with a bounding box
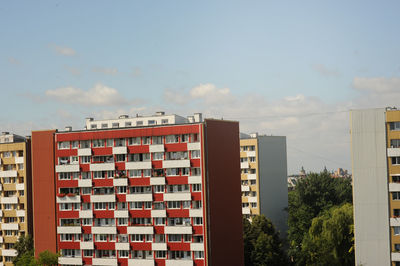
[1,1,400,173]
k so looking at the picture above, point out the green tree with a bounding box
[37,250,60,266]
[13,235,34,265]
[301,203,354,266]
[288,172,352,265]
[243,215,287,266]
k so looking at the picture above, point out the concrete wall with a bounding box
[257,136,288,235]
[350,108,390,266]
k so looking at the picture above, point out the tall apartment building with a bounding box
[350,107,400,266]
[0,133,32,266]
[31,112,244,266]
[240,133,288,234]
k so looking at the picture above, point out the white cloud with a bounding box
[50,44,76,56]
[312,64,340,77]
[92,67,118,75]
[353,77,400,92]
[45,83,128,106]
[190,83,231,104]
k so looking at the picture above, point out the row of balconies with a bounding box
[0,196,24,204]
[0,156,24,165]
[0,209,25,217]
[57,225,194,235]
[59,241,204,251]
[59,257,195,266]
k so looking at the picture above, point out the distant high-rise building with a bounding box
[350,107,400,266]
[0,133,32,266]
[31,112,244,266]
[239,133,288,234]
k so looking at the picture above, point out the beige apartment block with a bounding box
[240,133,288,234]
[0,133,31,266]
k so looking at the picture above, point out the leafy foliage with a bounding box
[287,172,352,265]
[243,215,288,266]
[12,235,59,266]
[13,235,34,265]
[37,250,60,266]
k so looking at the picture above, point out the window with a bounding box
[249,157,256,162]
[394,176,400,183]
[91,124,97,129]
[168,234,182,242]
[142,137,151,145]
[82,203,91,210]
[102,123,108,129]
[116,186,127,194]
[166,135,179,143]
[117,202,127,210]
[61,234,73,241]
[391,122,400,131]
[58,142,70,149]
[118,218,128,225]
[94,203,107,210]
[92,139,105,148]
[392,139,400,148]
[193,217,203,225]
[194,251,204,259]
[93,171,106,179]
[182,201,191,209]
[83,250,93,257]
[143,169,151,177]
[191,150,200,158]
[106,139,114,147]
[154,185,165,193]
[161,119,169,124]
[192,168,201,176]
[396,244,400,252]
[192,201,202,209]
[152,136,163,144]
[129,170,142,178]
[125,122,132,127]
[148,120,156,125]
[192,184,202,192]
[156,251,166,258]
[136,121,143,126]
[393,192,400,200]
[112,123,119,128]
[81,156,90,164]
[115,138,126,147]
[153,152,163,160]
[395,209,400,217]
[190,133,199,143]
[393,157,400,165]
[167,201,181,209]
[72,141,79,148]
[155,218,165,225]
[154,202,165,210]
[130,202,143,210]
[395,226,400,235]
[82,172,90,179]
[116,154,126,162]
[251,202,257,208]
[144,202,152,209]
[119,250,129,258]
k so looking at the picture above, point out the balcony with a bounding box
[128,260,155,266]
[190,243,204,251]
[113,178,128,187]
[1,223,18,230]
[16,210,25,217]
[16,183,25,190]
[92,258,117,266]
[77,148,92,156]
[126,194,152,202]
[56,164,80,173]
[90,194,115,203]
[152,242,167,250]
[149,144,164,153]
[1,249,17,257]
[0,170,17,177]
[248,197,257,203]
[150,177,165,185]
[189,209,203,217]
[15,157,24,164]
[79,210,93,218]
[151,210,166,218]
[247,174,257,180]
[125,161,152,170]
[242,208,251,215]
[164,226,192,234]
[57,194,81,203]
[240,162,249,169]
[59,257,83,265]
[114,210,129,218]
[241,185,250,192]
[388,148,400,157]
[113,146,127,155]
[80,241,94,250]
[90,163,115,171]
[187,142,201,150]
[162,159,190,168]
[163,192,191,201]
[127,226,153,234]
[115,242,130,250]
[165,260,193,266]
[57,226,81,234]
[188,175,202,184]
[390,182,400,192]
[1,196,18,204]
[91,226,116,234]
[392,252,400,261]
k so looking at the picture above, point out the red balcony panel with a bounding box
[192,192,202,201]
[155,259,166,266]
[56,149,78,157]
[57,180,79,188]
[82,258,92,265]
[57,210,79,219]
[93,210,114,218]
[59,241,80,250]
[166,176,188,185]
[129,178,150,186]
[81,195,91,203]
[152,160,162,169]
[194,259,205,266]
[118,258,128,266]
[153,194,163,202]
[167,242,190,251]
[117,226,127,234]
[93,179,114,187]
[80,164,90,172]
[82,226,92,234]
[116,194,126,202]
[92,147,112,156]
[166,209,189,218]
[190,158,201,167]
[95,242,115,250]
[129,210,151,218]
[130,242,152,250]
[115,162,126,171]
[164,143,187,152]
[154,226,164,234]
[193,226,203,235]
[128,145,149,154]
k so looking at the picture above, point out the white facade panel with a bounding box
[247,151,256,157]
[16,183,25,190]
[150,177,165,185]
[14,157,24,164]
[92,258,118,266]
[115,243,130,250]
[127,226,153,234]
[79,210,93,218]
[189,209,203,217]
[149,144,164,153]
[16,210,25,217]
[1,196,18,204]
[164,226,192,234]
[1,249,17,257]
[91,226,116,234]
[165,260,193,266]
[126,194,152,202]
[391,218,400,227]
[0,170,17,177]
[113,146,127,154]
[113,178,128,187]
[151,243,167,250]
[90,163,115,171]
[187,142,201,150]
[58,257,83,265]
[242,208,251,215]
[0,210,3,217]
[78,179,92,187]
[248,197,257,203]
[128,260,155,266]
[57,226,81,234]
[151,210,166,217]
[77,148,92,156]
[163,193,191,201]
[188,176,202,184]
[114,210,129,218]
[190,243,204,251]
[1,223,18,230]
[57,195,81,203]
[125,161,152,170]
[392,252,400,261]
[162,160,190,168]
[56,164,80,173]
[241,185,250,192]
[389,183,400,192]
[0,237,3,243]
[80,241,94,249]
[240,162,249,169]
[388,148,400,157]
[247,174,257,180]
[90,194,115,203]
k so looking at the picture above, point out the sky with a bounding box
[1,1,400,174]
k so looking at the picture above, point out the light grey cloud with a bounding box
[8,57,21,65]
[131,67,142,77]
[64,66,81,76]
[50,44,76,56]
[353,76,400,92]
[45,83,128,106]
[92,67,118,75]
[312,64,340,77]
